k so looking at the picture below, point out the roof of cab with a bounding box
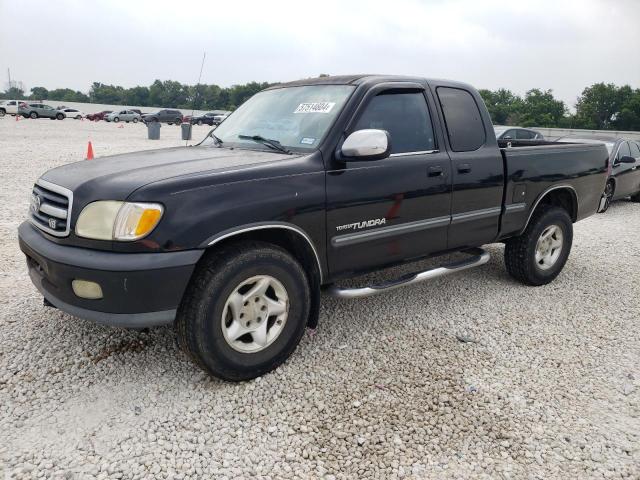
[266,74,475,91]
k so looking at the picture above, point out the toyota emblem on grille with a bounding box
[30,194,41,213]
[48,218,57,229]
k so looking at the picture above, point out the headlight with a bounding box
[75,201,163,241]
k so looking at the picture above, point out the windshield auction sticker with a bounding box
[294,102,335,114]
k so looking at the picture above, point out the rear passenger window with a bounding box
[516,130,534,140]
[617,142,631,159]
[353,91,435,154]
[436,87,486,152]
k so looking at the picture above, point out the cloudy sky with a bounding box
[1,0,638,107]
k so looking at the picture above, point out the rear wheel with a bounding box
[30,112,38,119]
[505,206,573,286]
[197,119,203,126]
[113,117,120,122]
[56,113,64,120]
[0,109,5,117]
[75,115,81,119]
[175,117,182,125]
[132,117,139,123]
[630,191,640,203]
[176,241,310,381]
[600,180,615,212]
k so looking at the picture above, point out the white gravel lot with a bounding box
[0,117,639,479]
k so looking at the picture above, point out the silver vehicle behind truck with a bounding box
[106,110,141,123]
[19,103,66,120]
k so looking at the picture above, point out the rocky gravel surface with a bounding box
[1,118,639,479]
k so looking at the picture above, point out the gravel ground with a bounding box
[0,117,639,479]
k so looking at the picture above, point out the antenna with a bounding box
[187,52,206,146]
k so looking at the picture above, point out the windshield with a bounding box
[210,85,355,151]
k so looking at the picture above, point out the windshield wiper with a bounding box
[196,127,223,147]
[238,134,291,154]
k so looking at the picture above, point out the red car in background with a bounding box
[85,110,112,121]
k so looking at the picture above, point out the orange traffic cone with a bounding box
[85,141,94,160]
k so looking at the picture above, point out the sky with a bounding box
[1,0,639,108]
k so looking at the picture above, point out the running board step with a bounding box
[327,248,490,299]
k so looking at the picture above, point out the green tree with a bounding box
[123,86,150,106]
[30,87,49,101]
[1,85,25,100]
[574,83,622,129]
[519,89,566,127]
[89,82,125,104]
[478,88,522,125]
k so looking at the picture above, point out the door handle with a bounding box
[428,166,443,177]
[457,163,472,174]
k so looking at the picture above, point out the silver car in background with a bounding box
[106,109,141,123]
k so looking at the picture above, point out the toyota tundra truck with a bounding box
[18,75,609,380]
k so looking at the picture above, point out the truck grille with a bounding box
[28,180,73,237]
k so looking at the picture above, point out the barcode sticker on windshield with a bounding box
[294,102,335,114]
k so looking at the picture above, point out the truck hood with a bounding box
[41,145,296,201]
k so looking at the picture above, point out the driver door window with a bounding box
[352,92,435,154]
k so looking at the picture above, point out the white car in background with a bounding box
[0,100,29,117]
[60,108,85,119]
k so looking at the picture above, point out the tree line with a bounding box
[479,84,640,131]
[2,79,639,130]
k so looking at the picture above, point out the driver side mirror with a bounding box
[340,129,391,161]
[617,155,636,165]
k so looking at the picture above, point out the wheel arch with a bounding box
[520,185,578,234]
[201,223,324,328]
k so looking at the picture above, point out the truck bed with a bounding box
[498,141,609,238]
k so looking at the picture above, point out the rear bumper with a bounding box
[18,222,204,328]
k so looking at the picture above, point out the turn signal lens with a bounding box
[113,202,164,241]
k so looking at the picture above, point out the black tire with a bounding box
[113,117,120,123]
[0,109,5,117]
[600,180,614,212]
[176,241,310,381]
[56,113,64,120]
[197,119,203,126]
[175,117,182,125]
[504,205,573,286]
[30,112,38,119]
[630,191,640,203]
[133,117,139,123]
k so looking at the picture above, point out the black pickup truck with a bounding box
[19,75,609,380]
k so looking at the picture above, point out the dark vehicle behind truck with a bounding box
[19,75,608,380]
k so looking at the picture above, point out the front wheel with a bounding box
[113,117,119,122]
[175,117,182,125]
[0,109,5,117]
[56,113,64,120]
[504,206,573,286]
[30,112,38,119]
[197,120,203,126]
[132,117,139,123]
[176,241,310,381]
[600,180,614,212]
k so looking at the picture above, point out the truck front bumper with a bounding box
[18,222,203,328]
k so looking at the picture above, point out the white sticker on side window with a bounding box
[294,102,335,114]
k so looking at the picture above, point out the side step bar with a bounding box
[327,248,490,299]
